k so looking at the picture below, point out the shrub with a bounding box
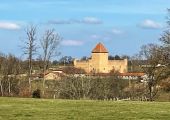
[32,89,41,98]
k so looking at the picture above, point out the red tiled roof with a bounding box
[119,72,145,76]
[92,43,108,53]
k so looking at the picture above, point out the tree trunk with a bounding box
[28,57,32,93]
[149,85,152,101]
[0,79,3,96]
[42,72,46,96]
[8,77,11,96]
[42,63,47,96]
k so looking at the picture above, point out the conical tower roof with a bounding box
[92,42,108,53]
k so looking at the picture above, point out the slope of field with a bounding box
[0,97,170,120]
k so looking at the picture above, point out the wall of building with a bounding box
[74,58,128,74]
[108,59,128,73]
[91,53,108,73]
[74,60,90,73]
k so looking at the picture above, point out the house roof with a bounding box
[92,42,108,53]
[119,72,145,77]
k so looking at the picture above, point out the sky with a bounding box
[0,0,169,59]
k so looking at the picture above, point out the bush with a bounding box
[32,89,41,98]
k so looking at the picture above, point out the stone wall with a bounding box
[74,58,128,73]
[91,53,108,73]
[74,60,90,73]
[108,59,128,73]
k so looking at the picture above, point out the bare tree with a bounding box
[0,52,5,96]
[159,9,170,76]
[162,9,170,62]
[138,44,165,101]
[160,30,170,65]
[5,54,21,96]
[0,53,21,96]
[22,25,37,93]
[40,29,61,95]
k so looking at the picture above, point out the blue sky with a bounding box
[0,0,169,59]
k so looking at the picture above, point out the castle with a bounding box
[74,43,128,73]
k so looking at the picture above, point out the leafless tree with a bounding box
[162,9,170,61]
[159,9,170,77]
[0,52,5,96]
[40,29,61,95]
[6,54,20,96]
[22,25,38,93]
[138,44,165,101]
[0,53,21,96]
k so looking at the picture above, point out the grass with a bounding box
[0,97,170,120]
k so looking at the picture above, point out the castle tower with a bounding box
[74,42,128,74]
[91,42,109,73]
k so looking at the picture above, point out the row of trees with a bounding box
[38,75,130,100]
[0,25,62,97]
[0,53,21,96]
[22,25,62,95]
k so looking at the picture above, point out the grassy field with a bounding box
[0,97,170,120]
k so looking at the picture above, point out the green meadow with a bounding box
[0,97,170,120]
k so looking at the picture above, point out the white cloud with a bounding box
[91,34,101,39]
[0,22,20,30]
[48,17,102,25]
[138,19,162,29]
[48,20,72,24]
[82,17,102,24]
[91,34,111,41]
[61,40,84,46]
[111,29,123,34]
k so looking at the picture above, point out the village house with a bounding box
[44,71,64,80]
